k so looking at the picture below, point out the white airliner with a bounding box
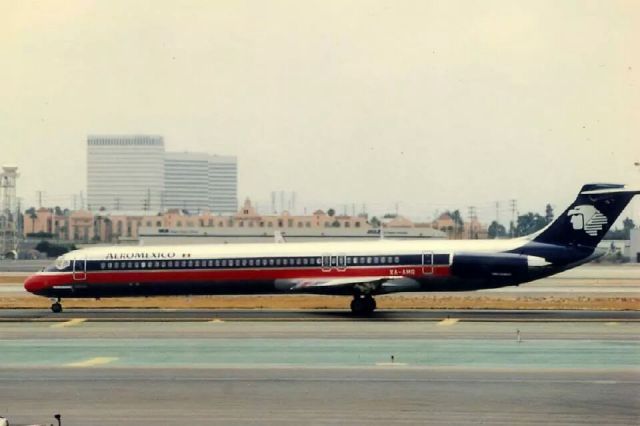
[24,184,638,314]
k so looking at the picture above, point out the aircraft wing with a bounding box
[275,276,421,295]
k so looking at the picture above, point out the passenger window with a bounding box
[215,260,220,267]
[221,260,227,267]
[276,259,281,266]
[100,262,105,269]
[394,256,400,264]
[161,261,166,268]
[366,257,372,264]
[242,259,247,266]
[168,261,173,268]
[141,262,146,268]
[303,258,308,265]
[269,259,274,266]
[373,257,379,264]
[181,261,187,267]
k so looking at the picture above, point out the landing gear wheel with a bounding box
[365,296,376,312]
[51,302,63,313]
[350,296,376,315]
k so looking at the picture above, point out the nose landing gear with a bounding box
[51,298,63,313]
[350,295,376,315]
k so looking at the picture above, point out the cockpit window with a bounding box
[55,257,70,270]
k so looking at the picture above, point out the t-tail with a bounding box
[532,183,639,249]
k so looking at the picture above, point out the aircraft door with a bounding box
[73,257,87,281]
[321,255,331,272]
[422,252,433,275]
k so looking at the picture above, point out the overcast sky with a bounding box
[1,0,639,223]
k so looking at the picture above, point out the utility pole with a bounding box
[36,190,44,208]
[467,206,477,239]
[510,199,518,237]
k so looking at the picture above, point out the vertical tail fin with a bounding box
[533,184,638,248]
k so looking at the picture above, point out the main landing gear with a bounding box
[51,298,63,313]
[350,295,376,315]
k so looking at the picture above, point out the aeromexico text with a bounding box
[105,252,178,260]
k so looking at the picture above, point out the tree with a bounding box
[448,210,464,226]
[515,212,548,236]
[35,240,72,257]
[488,221,507,238]
[28,210,38,233]
[370,216,381,228]
[545,203,554,224]
[327,208,335,217]
[623,217,636,233]
[605,217,636,240]
[445,210,464,238]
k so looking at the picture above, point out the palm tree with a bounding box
[29,211,38,234]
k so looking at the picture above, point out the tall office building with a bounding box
[163,152,237,213]
[164,152,210,212]
[87,135,165,211]
[87,135,237,213]
[207,155,238,213]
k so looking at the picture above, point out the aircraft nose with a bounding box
[24,274,47,295]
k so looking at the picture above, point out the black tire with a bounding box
[350,297,364,315]
[51,302,63,313]
[351,296,376,315]
[365,296,377,313]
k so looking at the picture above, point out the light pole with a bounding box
[633,162,640,226]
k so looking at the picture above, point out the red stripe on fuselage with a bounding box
[25,265,451,294]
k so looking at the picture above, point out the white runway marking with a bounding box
[51,318,86,328]
[67,357,119,367]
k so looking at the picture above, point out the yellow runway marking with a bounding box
[67,357,119,367]
[209,318,225,323]
[438,318,459,326]
[376,362,408,366]
[51,318,86,328]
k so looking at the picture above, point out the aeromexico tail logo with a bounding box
[567,205,608,236]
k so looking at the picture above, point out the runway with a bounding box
[2,368,638,425]
[1,308,640,322]
[0,319,638,425]
[1,263,638,424]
